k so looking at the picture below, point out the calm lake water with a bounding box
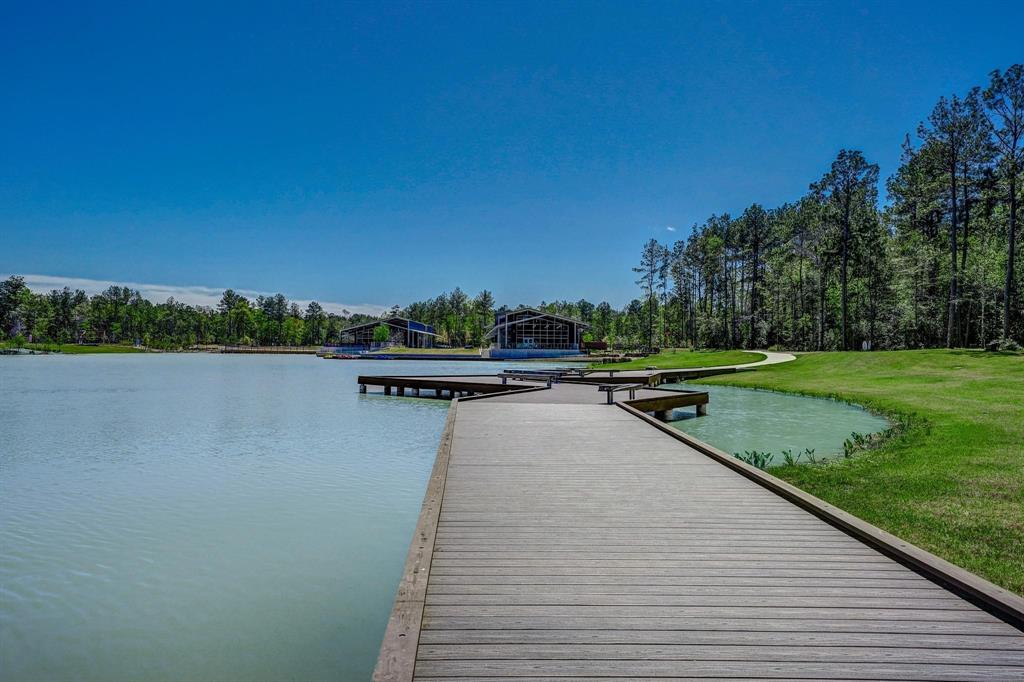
[669,382,889,463]
[1,354,886,681]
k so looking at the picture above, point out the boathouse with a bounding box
[338,317,436,350]
[485,307,588,358]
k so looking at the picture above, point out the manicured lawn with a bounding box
[695,349,1024,595]
[593,348,764,370]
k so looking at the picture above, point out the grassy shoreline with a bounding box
[592,348,763,370]
[691,349,1023,595]
[2,342,146,354]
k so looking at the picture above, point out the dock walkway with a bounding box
[375,382,1024,680]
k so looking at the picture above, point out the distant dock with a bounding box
[220,345,321,354]
[356,371,709,418]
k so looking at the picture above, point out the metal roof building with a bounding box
[339,317,436,349]
[485,308,587,357]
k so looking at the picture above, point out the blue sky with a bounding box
[3,1,1022,312]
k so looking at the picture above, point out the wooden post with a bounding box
[397,386,405,397]
[696,403,707,416]
[655,409,671,420]
[413,387,420,397]
[359,384,367,394]
[384,385,392,396]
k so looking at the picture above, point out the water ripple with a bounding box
[2,355,541,681]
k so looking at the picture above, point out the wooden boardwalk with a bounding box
[375,391,1024,680]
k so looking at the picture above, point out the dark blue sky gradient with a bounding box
[3,1,1022,308]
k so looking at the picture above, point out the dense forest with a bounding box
[624,64,1023,352]
[3,65,1021,351]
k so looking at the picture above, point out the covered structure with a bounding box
[485,308,588,358]
[338,317,436,350]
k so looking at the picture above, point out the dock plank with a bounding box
[413,659,1024,680]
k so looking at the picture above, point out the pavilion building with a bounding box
[484,308,588,359]
[335,317,436,351]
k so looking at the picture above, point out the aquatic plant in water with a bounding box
[735,447,823,469]
[733,450,772,469]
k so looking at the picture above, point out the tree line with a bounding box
[629,64,1022,351]
[0,279,379,349]
[3,65,1020,352]
[0,274,670,352]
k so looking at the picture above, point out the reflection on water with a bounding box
[666,383,888,464]
[0,354,542,682]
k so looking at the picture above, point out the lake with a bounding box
[1,354,886,681]
[668,382,889,464]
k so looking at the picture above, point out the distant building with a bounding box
[485,308,588,358]
[337,317,436,350]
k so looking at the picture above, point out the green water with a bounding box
[666,382,889,463]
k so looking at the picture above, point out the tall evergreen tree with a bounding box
[811,150,879,350]
[634,239,662,350]
[919,93,986,346]
[984,65,1024,340]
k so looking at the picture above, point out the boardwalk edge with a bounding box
[615,401,1024,631]
[372,385,551,679]
[373,402,458,681]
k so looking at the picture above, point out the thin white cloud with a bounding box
[6,273,389,317]
[665,225,676,232]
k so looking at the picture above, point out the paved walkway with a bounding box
[734,349,797,367]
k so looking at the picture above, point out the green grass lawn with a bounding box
[593,348,764,370]
[694,349,1024,595]
[3,342,146,354]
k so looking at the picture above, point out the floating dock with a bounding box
[371,374,1024,680]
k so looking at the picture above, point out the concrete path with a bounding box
[734,349,797,368]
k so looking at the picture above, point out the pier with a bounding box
[357,372,710,417]
[372,374,1024,680]
[219,344,321,354]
